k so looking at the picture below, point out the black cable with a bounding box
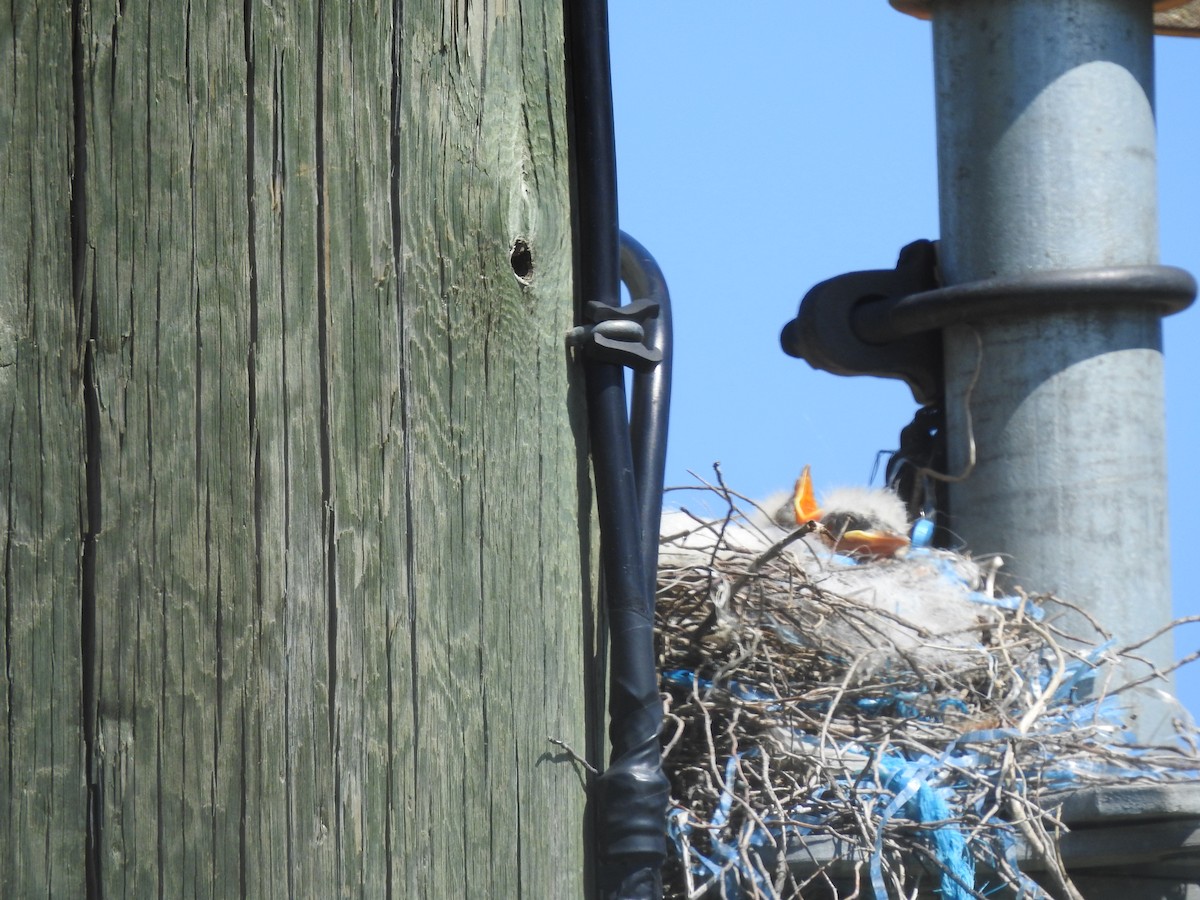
[622,233,673,601]
[565,2,670,897]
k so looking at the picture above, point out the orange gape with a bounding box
[793,465,822,524]
[791,465,910,560]
[830,530,910,560]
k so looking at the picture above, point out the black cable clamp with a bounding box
[780,240,943,405]
[780,239,1197,406]
[568,297,663,372]
[782,241,1196,547]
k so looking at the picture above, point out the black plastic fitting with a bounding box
[781,240,1196,406]
[780,240,943,404]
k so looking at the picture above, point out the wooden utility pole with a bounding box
[2,1,593,896]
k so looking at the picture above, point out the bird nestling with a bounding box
[790,465,910,559]
[659,465,914,568]
[659,469,1003,673]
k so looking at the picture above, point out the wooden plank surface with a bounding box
[0,3,90,895]
[4,0,591,895]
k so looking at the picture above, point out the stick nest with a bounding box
[657,475,1200,900]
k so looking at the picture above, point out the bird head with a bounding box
[792,465,911,559]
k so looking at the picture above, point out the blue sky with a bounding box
[610,5,1200,720]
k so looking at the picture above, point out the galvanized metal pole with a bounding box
[932,0,1175,740]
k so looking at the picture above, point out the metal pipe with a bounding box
[933,0,1175,740]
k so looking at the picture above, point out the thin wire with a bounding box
[916,326,983,485]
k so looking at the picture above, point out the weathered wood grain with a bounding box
[3,0,591,895]
[0,3,90,896]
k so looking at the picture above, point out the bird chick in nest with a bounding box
[659,466,912,567]
[660,468,1002,670]
[784,465,910,559]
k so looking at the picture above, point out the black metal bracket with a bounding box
[856,262,1196,339]
[781,239,1197,406]
[569,296,663,372]
[780,240,943,405]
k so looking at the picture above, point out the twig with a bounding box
[547,737,599,776]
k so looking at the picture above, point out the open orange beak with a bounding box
[793,465,822,524]
[793,465,910,559]
[831,530,910,559]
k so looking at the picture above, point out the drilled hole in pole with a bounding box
[510,238,534,283]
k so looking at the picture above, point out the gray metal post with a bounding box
[933,0,1177,742]
[779,4,1200,891]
